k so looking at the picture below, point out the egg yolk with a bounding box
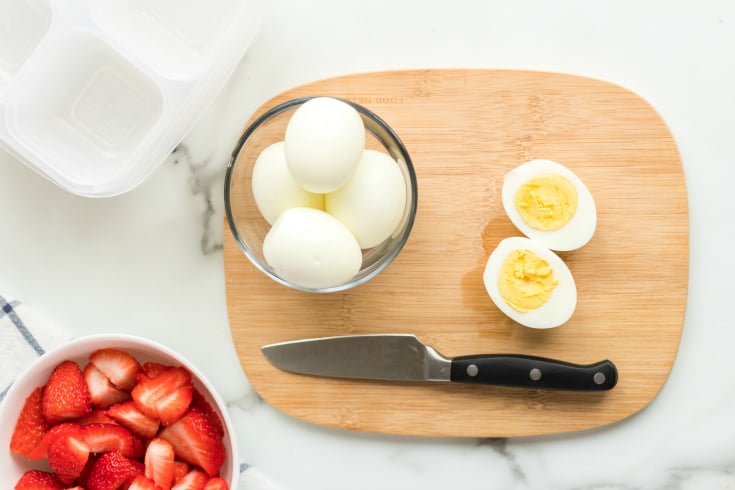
[514,174,578,230]
[498,249,558,312]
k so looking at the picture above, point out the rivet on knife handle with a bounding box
[449,355,618,391]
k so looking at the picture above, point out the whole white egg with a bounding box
[263,207,363,289]
[325,150,407,249]
[483,236,577,329]
[502,159,596,251]
[285,97,365,193]
[251,141,324,225]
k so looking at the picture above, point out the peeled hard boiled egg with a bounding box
[285,97,365,193]
[251,141,324,225]
[263,207,362,289]
[483,236,576,329]
[325,150,407,249]
[502,159,596,251]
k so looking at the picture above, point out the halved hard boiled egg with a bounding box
[502,159,596,251]
[483,236,577,329]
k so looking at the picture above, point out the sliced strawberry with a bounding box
[42,361,92,424]
[82,423,139,458]
[89,348,142,391]
[190,388,224,438]
[157,384,193,426]
[85,451,142,490]
[172,461,189,485]
[107,400,160,439]
[27,422,85,460]
[171,469,208,490]
[14,470,64,490]
[203,477,228,490]
[132,367,192,421]
[47,433,90,485]
[158,408,225,477]
[84,363,131,409]
[127,474,163,490]
[65,487,85,490]
[78,409,118,425]
[145,438,175,490]
[10,385,50,457]
[143,362,170,379]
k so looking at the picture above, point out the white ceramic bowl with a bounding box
[0,334,238,487]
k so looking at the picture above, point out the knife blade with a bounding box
[261,334,617,391]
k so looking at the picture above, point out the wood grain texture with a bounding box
[224,69,688,437]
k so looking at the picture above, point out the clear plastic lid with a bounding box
[0,0,263,197]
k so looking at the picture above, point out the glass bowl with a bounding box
[224,96,417,293]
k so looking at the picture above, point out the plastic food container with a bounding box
[0,0,262,197]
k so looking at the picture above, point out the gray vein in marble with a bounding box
[478,438,527,483]
[169,144,224,256]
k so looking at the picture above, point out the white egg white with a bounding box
[251,141,324,225]
[483,236,577,329]
[263,207,362,290]
[325,150,407,249]
[502,159,596,251]
[284,97,365,194]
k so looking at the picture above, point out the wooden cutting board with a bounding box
[224,69,688,437]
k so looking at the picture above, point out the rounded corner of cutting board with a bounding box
[224,68,689,438]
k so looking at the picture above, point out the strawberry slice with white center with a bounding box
[132,367,192,423]
[82,423,140,459]
[89,348,143,391]
[42,361,92,424]
[128,474,162,490]
[158,407,225,477]
[171,469,208,490]
[145,437,175,490]
[47,433,90,485]
[107,400,160,439]
[83,363,131,409]
[27,422,85,460]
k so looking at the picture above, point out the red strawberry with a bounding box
[82,423,139,458]
[107,401,160,439]
[132,367,192,421]
[42,361,92,424]
[171,469,208,490]
[128,474,162,490]
[84,363,131,409]
[27,422,85,460]
[78,409,118,425]
[65,487,85,490]
[10,385,50,457]
[14,470,63,490]
[190,388,224,438]
[158,408,225,477]
[89,348,142,391]
[156,384,193,426]
[145,438,175,490]
[143,362,170,379]
[47,433,90,485]
[203,477,228,490]
[172,461,189,484]
[85,451,142,490]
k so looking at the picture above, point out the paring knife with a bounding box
[261,334,618,391]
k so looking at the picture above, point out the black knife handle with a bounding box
[450,354,617,391]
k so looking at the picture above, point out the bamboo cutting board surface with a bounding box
[224,69,688,437]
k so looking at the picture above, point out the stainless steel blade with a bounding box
[261,334,452,382]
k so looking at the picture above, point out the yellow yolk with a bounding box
[514,174,578,231]
[497,249,558,312]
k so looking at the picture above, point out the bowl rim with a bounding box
[224,95,418,293]
[0,333,239,487]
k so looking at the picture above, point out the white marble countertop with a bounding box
[2,1,735,488]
